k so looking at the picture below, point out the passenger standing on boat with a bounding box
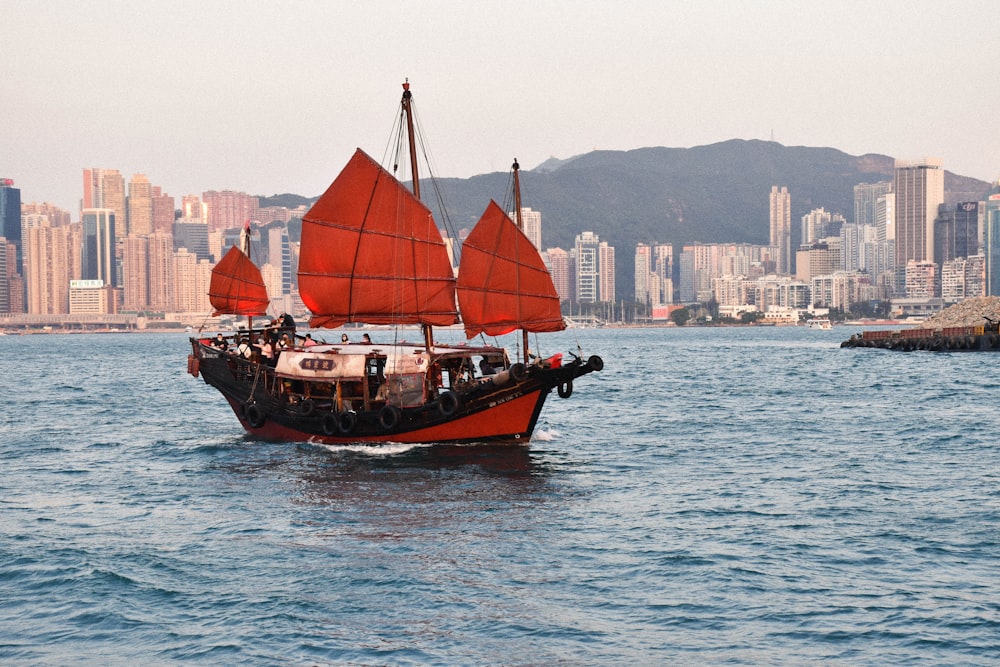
[256,337,274,365]
[236,336,252,359]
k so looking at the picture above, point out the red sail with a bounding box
[457,200,565,338]
[208,245,270,316]
[298,149,459,329]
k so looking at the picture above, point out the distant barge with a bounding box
[841,320,1000,352]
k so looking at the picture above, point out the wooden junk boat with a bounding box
[188,82,603,444]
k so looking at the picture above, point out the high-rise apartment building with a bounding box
[24,220,74,314]
[147,233,174,312]
[985,187,1000,296]
[510,207,542,251]
[634,244,651,306]
[854,181,893,226]
[123,235,149,311]
[653,244,673,306]
[894,158,944,267]
[770,186,791,274]
[575,232,601,303]
[203,190,258,232]
[151,187,176,234]
[128,174,153,236]
[544,248,571,302]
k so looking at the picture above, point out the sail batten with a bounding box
[208,245,270,317]
[457,200,565,338]
[298,148,459,329]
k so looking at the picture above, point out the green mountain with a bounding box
[274,140,993,301]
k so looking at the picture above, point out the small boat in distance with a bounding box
[188,82,603,445]
[806,318,832,330]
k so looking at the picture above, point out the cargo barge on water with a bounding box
[841,320,1000,352]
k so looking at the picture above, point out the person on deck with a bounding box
[341,333,350,343]
[362,333,372,344]
[213,334,228,351]
[303,334,318,347]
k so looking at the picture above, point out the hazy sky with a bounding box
[4,0,999,213]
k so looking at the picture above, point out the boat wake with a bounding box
[533,427,560,442]
[311,440,432,456]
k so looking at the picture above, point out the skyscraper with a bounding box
[854,181,893,226]
[575,232,601,303]
[511,207,542,251]
[634,243,651,306]
[769,186,791,274]
[893,158,944,266]
[82,208,117,286]
[128,173,153,236]
[83,168,126,243]
[0,178,22,274]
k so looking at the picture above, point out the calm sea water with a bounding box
[1,326,999,666]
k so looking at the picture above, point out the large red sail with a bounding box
[457,200,565,338]
[298,149,459,329]
[208,245,270,316]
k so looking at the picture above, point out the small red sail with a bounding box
[208,245,270,316]
[457,200,565,338]
[298,149,459,329]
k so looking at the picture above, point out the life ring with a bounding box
[299,398,315,417]
[509,363,527,382]
[378,405,402,432]
[243,402,266,429]
[557,379,573,398]
[587,355,604,371]
[437,390,460,417]
[337,411,357,434]
[321,412,339,436]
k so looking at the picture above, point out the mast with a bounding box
[242,220,253,334]
[512,159,530,364]
[402,80,434,354]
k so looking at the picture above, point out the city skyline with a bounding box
[3,1,1000,214]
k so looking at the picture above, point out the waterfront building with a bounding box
[1,178,21,275]
[69,279,116,315]
[652,244,673,305]
[544,247,571,302]
[81,208,117,287]
[894,158,944,267]
[940,255,986,303]
[24,220,73,314]
[599,241,616,304]
[634,243,651,307]
[770,186,791,274]
[574,232,600,303]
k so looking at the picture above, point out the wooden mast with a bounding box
[401,80,435,354]
[512,159,530,364]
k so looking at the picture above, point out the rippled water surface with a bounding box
[2,327,999,665]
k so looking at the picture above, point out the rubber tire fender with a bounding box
[244,402,266,429]
[321,412,339,436]
[587,355,604,371]
[378,405,402,432]
[300,398,315,417]
[437,390,460,417]
[557,379,573,398]
[509,363,527,382]
[337,411,358,434]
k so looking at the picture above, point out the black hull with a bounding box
[189,339,602,444]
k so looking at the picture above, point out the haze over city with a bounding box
[4,0,999,213]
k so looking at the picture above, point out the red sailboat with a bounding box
[188,82,602,444]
